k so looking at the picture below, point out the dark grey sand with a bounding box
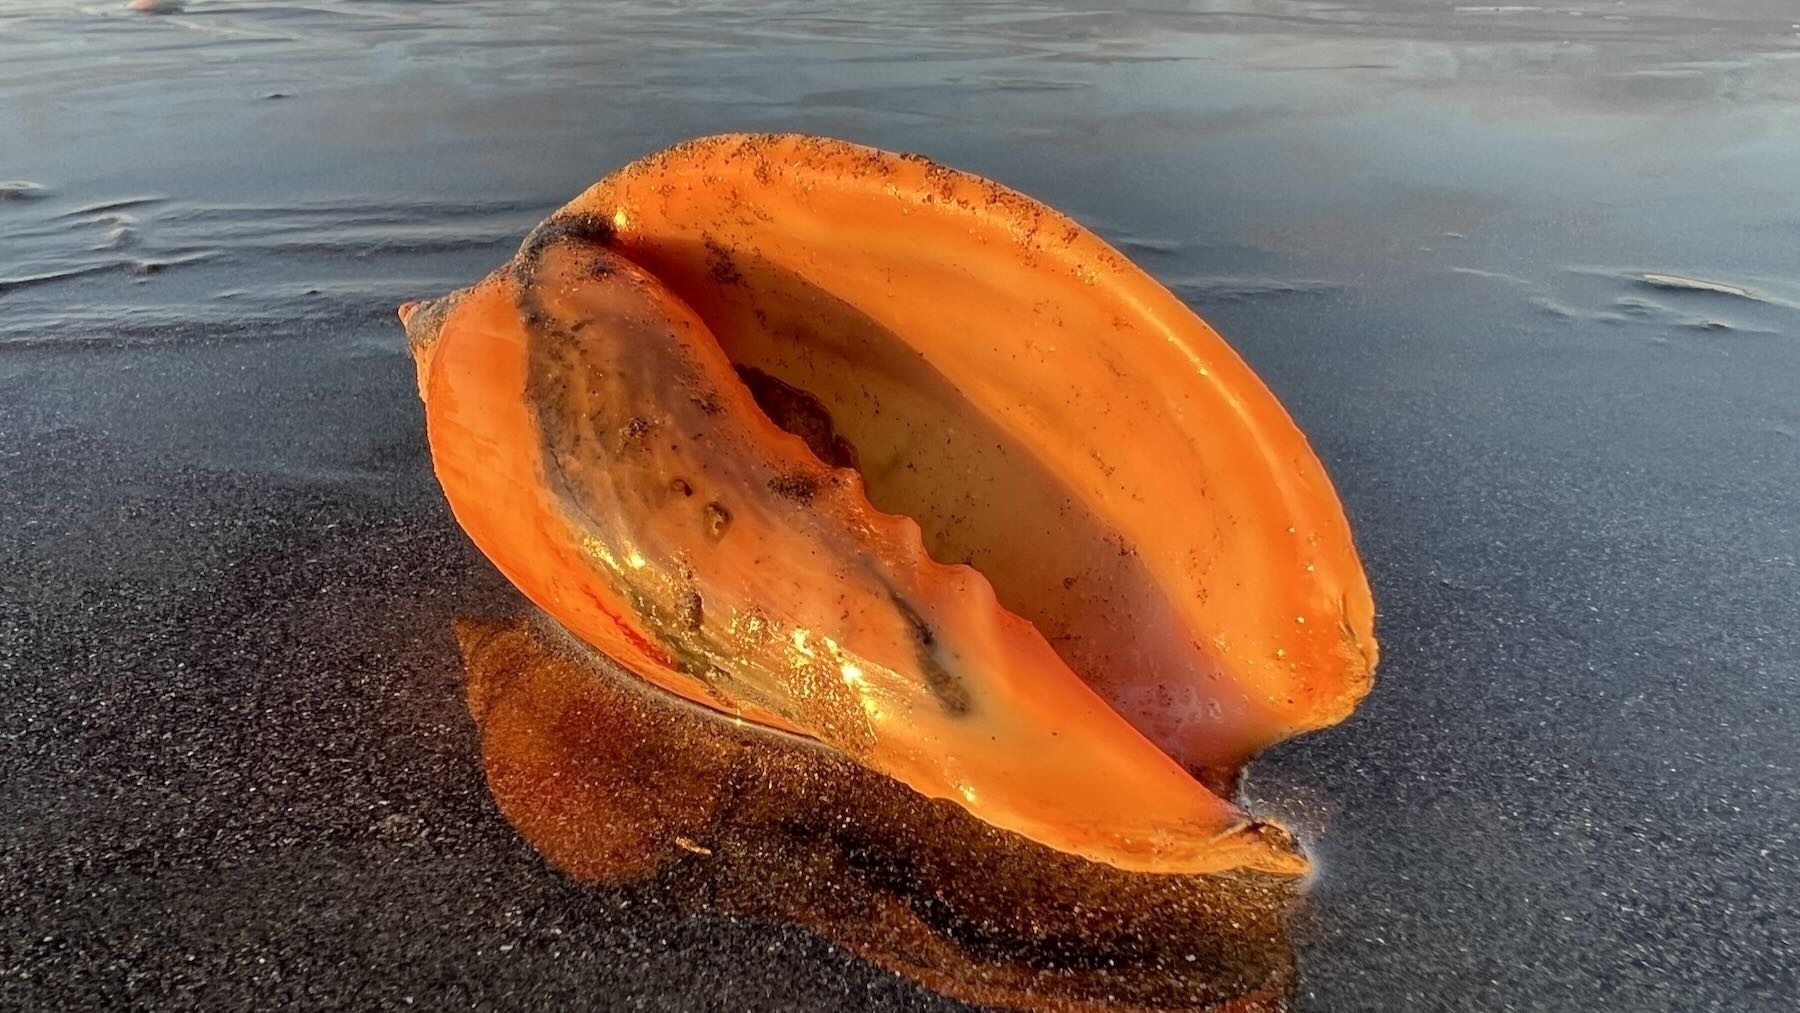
[3,1,1797,1009]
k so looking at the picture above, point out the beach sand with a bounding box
[3,1,1796,1009]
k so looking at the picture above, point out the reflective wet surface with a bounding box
[3,1,1797,1009]
[459,616,1297,1011]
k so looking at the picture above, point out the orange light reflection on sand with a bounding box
[457,615,1300,1013]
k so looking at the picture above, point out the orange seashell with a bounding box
[401,134,1375,875]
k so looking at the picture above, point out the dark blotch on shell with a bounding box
[736,365,860,470]
[704,236,742,286]
[620,416,657,452]
[767,472,823,505]
[884,588,973,716]
[678,589,705,631]
[517,212,618,275]
[704,502,732,538]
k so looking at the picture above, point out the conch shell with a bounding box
[401,134,1375,875]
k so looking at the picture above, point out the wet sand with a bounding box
[3,1,1797,1009]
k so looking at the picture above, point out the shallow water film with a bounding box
[3,2,1797,1010]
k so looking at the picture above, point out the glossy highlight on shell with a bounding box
[400,133,1376,876]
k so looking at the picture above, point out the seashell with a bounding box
[400,134,1375,875]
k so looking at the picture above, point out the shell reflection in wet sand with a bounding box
[457,615,1299,1013]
